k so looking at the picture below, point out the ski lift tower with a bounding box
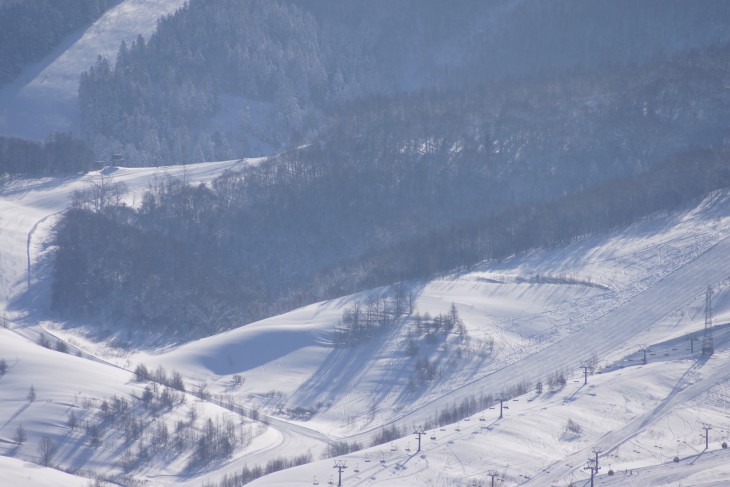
[702,286,714,356]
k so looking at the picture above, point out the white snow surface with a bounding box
[0,456,89,487]
[1,160,730,486]
[0,0,187,139]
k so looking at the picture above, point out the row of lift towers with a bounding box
[583,285,718,487]
[327,286,718,487]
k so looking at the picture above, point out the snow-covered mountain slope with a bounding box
[0,327,141,470]
[0,0,187,139]
[141,191,730,431]
[0,160,280,485]
[1,159,729,486]
[93,188,727,486]
[246,353,730,486]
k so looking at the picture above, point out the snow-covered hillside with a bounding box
[132,189,730,486]
[0,0,187,139]
[245,355,730,486]
[0,456,90,487]
[142,191,730,434]
[1,160,729,486]
[1,160,281,485]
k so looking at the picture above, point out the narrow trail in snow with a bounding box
[26,212,60,290]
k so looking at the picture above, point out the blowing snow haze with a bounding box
[1,1,730,486]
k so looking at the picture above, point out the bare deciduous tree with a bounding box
[71,175,128,212]
[14,424,26,445]
[38,435,57,466]
[67,410,78,431]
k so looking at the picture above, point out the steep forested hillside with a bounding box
[77,0,730,164]
[52,44,730,337]
[0,0,117,85]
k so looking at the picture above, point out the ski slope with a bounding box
[143,191,730,434]
[244,354,730,486]
[0,0,187,139]
[139,189,730,485]
[1,159,729,486]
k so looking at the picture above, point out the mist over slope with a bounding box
[0,0,117,87]
[3,1,729,160]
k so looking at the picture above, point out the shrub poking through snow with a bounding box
[565,418,582,435]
